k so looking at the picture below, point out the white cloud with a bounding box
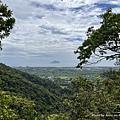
[1,0,119,67]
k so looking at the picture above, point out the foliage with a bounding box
[0,91,17,120]
[0,90,41,120]
[75,8,120,68]
[68,77,95,120]
[0,0,15,49]
[0,63,120,119]
[68,76,120,120]
[94,77,120,120]
[0,63,65,114]
[47,114,68,120]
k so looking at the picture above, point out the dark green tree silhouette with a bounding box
[0,0,15,50]
[75,8,120,68]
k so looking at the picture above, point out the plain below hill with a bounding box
[0,63,68,114]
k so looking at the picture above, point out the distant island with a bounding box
[50,60,60,64]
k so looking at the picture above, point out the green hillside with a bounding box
[0,63,66,114]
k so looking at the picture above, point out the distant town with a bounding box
[15,66,119,87]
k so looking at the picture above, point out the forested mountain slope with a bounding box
[0,63,66,113]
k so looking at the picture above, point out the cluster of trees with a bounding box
[0,63,68,114]
[1,65,120,120]
[68,75,120,120]
[1,91,38,120]
[0,0,120,119]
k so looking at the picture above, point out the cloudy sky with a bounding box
[1,0,120,67]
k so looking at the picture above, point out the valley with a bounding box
[15,66,119,87]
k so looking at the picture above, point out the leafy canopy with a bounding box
[75,8,120,68]
[68,76,120,120]
[0,0,15,50]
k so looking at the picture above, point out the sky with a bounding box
[0,0,120,67]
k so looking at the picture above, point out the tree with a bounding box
[94,77,120,120]
[75,8,120,68]
[0,91,39,120]
[68,77,95,120]
[0,0,15,50]
[68,76,120,120]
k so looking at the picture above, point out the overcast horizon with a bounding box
[1,0,120,67]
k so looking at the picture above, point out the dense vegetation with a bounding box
[1,91,39,120]
[0,63,69,114]
[68,76,120,120]
[0,63,120,120]
[0,2,120,119]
